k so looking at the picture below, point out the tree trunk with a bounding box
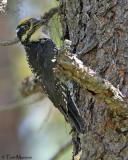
[59,0,128,159]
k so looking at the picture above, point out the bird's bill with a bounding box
[33,20,43,31]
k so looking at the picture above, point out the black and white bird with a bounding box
[16,18,85,133]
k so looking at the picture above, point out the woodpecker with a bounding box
[16,18,85,133]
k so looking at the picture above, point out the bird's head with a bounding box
[16,18,46,44]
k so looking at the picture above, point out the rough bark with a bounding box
[59,0,128,160]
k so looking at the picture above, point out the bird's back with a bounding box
[24,38,85,133]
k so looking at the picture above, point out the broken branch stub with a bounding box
[56,49,128,117]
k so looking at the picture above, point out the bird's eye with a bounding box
[21,24,30,31]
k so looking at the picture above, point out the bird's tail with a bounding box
[67,91,85,133]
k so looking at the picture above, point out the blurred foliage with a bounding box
[48,13,63,48]
[0,0,71,160]
[14,51,32,80]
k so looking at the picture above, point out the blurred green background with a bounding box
[0,0,72,159]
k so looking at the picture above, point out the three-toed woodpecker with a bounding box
[16,18,85,133]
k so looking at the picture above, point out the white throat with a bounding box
[29,27,49,42]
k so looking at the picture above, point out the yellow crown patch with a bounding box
[19,17,32,25]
